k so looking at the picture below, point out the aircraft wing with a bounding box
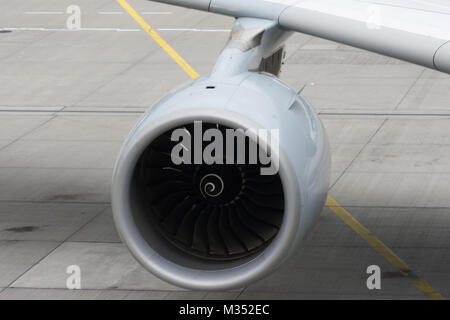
[150,0,450,74]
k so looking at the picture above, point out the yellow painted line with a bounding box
[117,0,445,300]
[326,196,445,300]
[117,0,199,79]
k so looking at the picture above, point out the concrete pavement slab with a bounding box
[301,77,418,111]
[349,144,450,173]
[5,31,161,64]
[0,288,239,300]
[242,246,422,297]
[203,292,241,300]
[0,141,12,150]
[397,79,450,112]
[0,202,106,241]
[0,140,122,169]
[330,172,450,207]
[0,115,53,141]
[76,61,191,108]
[288,46,408,66]
[23,114,139,141]
[321,118,386,145]
[371,119,450,145]
[237,292,423,300]
[0,240,60,287]
[0,168,111,203]
[68,208,121,243]
[164,291,208,300]
[0,288,156,300]
[0,61,131,107]
[309,207,450,249]
[11,242,181,291]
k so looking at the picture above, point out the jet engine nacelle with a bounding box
[111,71,331,290]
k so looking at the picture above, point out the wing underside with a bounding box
[150,0,450,74]
[278,0,450,73]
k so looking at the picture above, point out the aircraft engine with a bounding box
[111,72,331,290]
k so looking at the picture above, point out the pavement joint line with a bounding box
[0,110,145,115]
[0,27,140,32]
[141,12,173,15]
[23,11,173,15]
[63,55,159,111]
[0,115,57,154]
[119,0,445,300]
[3,109,450,118]
[393,68,426,111]
[0,167,116,170]
[0,200,111,205]
[0,287,218,296]
[329,118,388,190]
[1,287,161,292]
[98,11,124,15]
[2,27,58,61]
[0,285,240,294]
[329,67,432,190]
[0,27,229,32]
[332,170,450,174]
[25,11,63,15]
[319,112,450,117]
[4,206,109,289]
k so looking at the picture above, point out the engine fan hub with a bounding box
[195,165,242,204]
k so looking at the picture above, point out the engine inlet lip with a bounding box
[112,108,302,290]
